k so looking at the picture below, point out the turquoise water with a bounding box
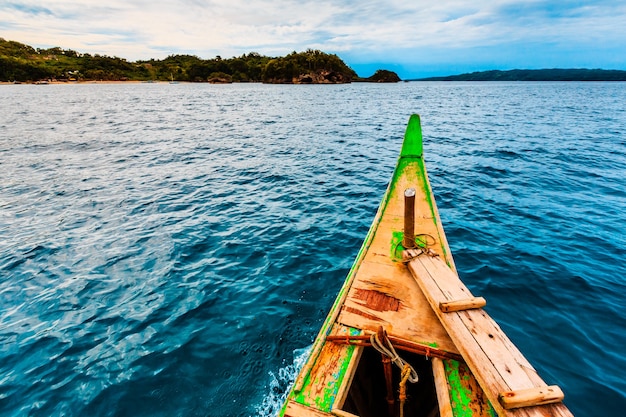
[1,82,624,416]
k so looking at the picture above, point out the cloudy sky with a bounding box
[2,0,626,78]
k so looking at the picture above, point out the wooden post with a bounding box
[403,188,416,248]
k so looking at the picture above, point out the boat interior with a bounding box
[340,347,438,417]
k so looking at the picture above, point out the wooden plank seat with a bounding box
[405,251,573,417]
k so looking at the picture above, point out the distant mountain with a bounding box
[414,68,626,81]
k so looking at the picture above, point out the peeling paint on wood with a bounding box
[352,288,400,312]
[342,306,384,322]
[444,359,496,417]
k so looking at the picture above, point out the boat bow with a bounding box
[279,115,572,417]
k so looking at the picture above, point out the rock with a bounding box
[356,69,401,83]
[295,70,352,84]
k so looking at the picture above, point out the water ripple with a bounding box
[0,82,625,416]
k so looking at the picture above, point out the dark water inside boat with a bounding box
[0,82,624,417]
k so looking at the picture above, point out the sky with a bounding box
[1,0,626,79]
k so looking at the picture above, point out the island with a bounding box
[0,38,400,84]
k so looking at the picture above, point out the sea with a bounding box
[0,81,624,417]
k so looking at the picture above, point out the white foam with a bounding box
[255,345,312,416]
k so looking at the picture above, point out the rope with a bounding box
[399,364,412,417]
[370,330,418,417]
[414,233,436,249]
[393,233,436,257]
[370,331,419,383]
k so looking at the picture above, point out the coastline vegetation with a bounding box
[0,38,399,84]
[5,38,623,84]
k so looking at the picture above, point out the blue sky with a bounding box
[1,0,625,78]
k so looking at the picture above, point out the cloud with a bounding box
[4,2,54,16]
[1,0,625,76]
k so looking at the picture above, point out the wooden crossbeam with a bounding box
[439,296,486,312]
[499,386,565,409]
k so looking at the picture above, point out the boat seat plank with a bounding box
[407,253,573,417]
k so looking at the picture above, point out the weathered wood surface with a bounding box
[291,323,359,413]
[325,333,463,362]
[330,409,360,417]
[337,260,459,354]
[407,254,573,417]
[440,296,487,313]
[432,358,454,417]
[443,359,496,417]
[336,159,458,354]
[297,157,494,415]
[332,342,363,413]
[284,401,333,417]
[500,386,564,410]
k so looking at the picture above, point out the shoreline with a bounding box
[4,79,626,86]
[0,80,166,85]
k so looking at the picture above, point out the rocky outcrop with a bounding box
[356,69,401,83]
[208,72,232,83]
[296,70,352,84]
[263,69,353,84]
[208,77,232,84]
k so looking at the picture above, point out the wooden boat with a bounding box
[279,115,573,417]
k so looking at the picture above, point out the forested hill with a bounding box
[0,38,399,83]
[415,68,626,81]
